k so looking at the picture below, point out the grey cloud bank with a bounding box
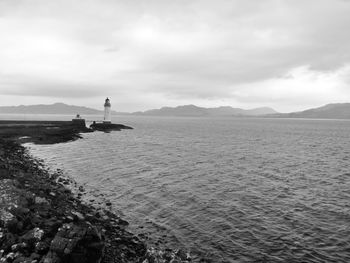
[1,0,350,112]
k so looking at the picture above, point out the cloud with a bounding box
[0,0,350,111]
[229,64,350,111]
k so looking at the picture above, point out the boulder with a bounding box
[43,223,104,263]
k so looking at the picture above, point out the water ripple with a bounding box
[27,117,350,262]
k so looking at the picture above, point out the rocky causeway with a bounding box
[0,121,193,263]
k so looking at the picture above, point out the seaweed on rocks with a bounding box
[0,138,193,263]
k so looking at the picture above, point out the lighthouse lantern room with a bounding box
[103,97,112,123]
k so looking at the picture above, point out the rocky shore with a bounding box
[0,127,193,262]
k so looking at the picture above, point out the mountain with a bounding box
[279,103,350,119]
[132,105,278,117]
[5,102,348,119]
[0,103,118,115]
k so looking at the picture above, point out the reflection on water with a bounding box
[27,116,350,262]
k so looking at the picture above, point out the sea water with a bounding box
[26,116,350,262]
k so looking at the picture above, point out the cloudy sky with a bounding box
[1,0,350,112]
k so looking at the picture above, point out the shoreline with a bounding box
[0,123,193,263]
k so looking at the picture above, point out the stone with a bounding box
[7,218,20,234]
[13,256,28,263]
[35,240,50,255]
[21,228,44,248]
[47,223,104,263]
[10,206,30,218]
[34,197,49,205]
[71,212,84,221]
[118,218,129,226]
[65,216,74,222]
[30,253,40,260]
[41,251,61,263]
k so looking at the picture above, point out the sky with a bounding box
[1,0,350,113]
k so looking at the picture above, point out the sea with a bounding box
[6,114,350,262]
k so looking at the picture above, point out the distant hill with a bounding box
[132,105,278,117]
[278,103,350,119]
[0,103,119,115]
[4,102,349,119]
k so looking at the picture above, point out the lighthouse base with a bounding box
[103,120,112,124]
[90,122,133,131]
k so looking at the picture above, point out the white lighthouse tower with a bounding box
[103,97,112,123]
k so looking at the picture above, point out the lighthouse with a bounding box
[103,97,112,123]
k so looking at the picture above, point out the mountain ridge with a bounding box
[0,103,121,115]
[275,103,350,119]
[1,102,350,119]
[131,104,278,116]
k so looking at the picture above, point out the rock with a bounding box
[5,252,15,261]
[11,243,20,252]
[48,223,104,263]
[71,211,85,221]
[34,197,49,205]
[13,256,29,263]
[65,216,74,222]
[30,253,40,260]
[84,213,95,222]
[35,240,50,255]
[9,206,30,218]
[41,251,61,263]
[118,218,129,226]
[42,220,61,238]
[1,209,15,226]
[21,228,44,248]
[7,218,20,234]
[176,249,190,261]
[33,228,44,240]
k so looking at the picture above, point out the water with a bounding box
[26,116,350,262]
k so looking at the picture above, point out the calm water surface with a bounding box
[27,116,350,262]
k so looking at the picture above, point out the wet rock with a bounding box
[20,227,44,249]
[30,252,40,260]
[176,249,191,261]
[118,219,129,226]
[71,211,85,221]
[64,216,74,222]
[9,206,30,219]
[41,219,61,238]
[5,252,16,261]
[34,197,49,205]
[48,223,104,263]
[35,240,50,254]
[6,217,19,234]
[12,255,28,263]
[41,251,61,263]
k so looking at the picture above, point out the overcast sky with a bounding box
[1,0,350,112]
